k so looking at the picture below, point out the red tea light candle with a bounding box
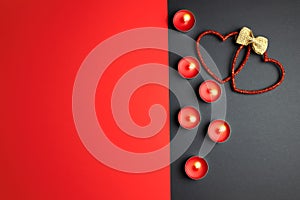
[199,80,222,103]
[185,156,209,180]
[208,120,231,143]
[178,106,200,129]
[178,56,200,79]
[173,10,196,32]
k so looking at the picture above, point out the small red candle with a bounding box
[173,10,196,32]
[178,56,200,79]
[185,156,209,180]
[199,80,222,103]
[208,120,231,143]
[178,106,200,129]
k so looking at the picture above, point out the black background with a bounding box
[169,0,300,199]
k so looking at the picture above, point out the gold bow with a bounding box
[236,27,268,55]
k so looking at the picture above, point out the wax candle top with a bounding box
[185,156,208,180]
[208,120,231,143]
[173,10,196,32]
[178,56,200,79]
[178,106,201,130]
[199,80,222,103]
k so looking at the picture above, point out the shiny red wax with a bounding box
[178,106,200,129]
[178,56,200,79]
[208,120,231,143]
[173,9,195,32]
[199,80,222,103]
[185,156,209,180]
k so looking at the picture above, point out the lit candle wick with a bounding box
[183,14,191,23]
[217,125,226,133]
[194,161,201,169]
[188,63,196,70]
[188,115,197,123]
[208,88,218,96]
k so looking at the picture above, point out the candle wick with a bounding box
[194,161,201,169]
[183,14,191,23]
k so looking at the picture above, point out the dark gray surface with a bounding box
[169,0,300,199]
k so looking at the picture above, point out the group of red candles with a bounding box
[174,9,231,180]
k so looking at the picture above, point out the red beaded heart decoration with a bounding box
[196,27,285,95]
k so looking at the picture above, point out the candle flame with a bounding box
[183,14,191,23]
[188,63,196,70]
[218,125,227,133]
[194,161,201,169]
[208,88,218,96]
[188,115,197,123]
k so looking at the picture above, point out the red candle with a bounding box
[208,120,231,143]
[173,10,196,32]
[178,56,200,79]
[185,156,209,180]
[178,106,200,129]
[199,80,222,103]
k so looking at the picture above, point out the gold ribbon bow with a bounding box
[236,27,268,55]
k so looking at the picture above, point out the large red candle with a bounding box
[178,56,200,79]
[178,106,200,129]
[185,156,209,180]
[173,9,196,32]
[208,120,231,143]
[199,80,222,103]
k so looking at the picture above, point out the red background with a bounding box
[0,0,169,199]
